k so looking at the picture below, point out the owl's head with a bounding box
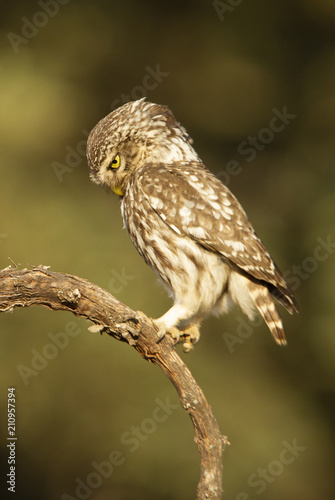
[87,99,197,196]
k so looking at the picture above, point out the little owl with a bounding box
[87,99,298,351]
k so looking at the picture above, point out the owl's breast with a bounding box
[120,183,229,312]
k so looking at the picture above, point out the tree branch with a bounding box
[0,265,227,499]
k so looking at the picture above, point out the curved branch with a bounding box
[0,265,227,499]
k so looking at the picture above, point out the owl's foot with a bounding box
[136,312,200,352]
[178,324,201,352]
[158,321,201,352]
[153,320,201,352]
[136,311,173,342]
[153,321,181,344]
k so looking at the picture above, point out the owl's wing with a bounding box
[138,162,298,313]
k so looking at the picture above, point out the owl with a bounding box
[87,99,298,351]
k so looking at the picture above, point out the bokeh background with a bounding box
[0,1,334,499]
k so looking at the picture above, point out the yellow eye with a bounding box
[108,154,120,170]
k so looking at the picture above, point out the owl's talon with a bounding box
[152,321,180,344]
[182,340,194,353]
[166,326,180,344]
[155,328,167,342]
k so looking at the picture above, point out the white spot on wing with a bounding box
[210,201,221,210]
[184,200,195,208]
[179,206,192,217]
[224,206,234,216]
[225,240,246,252]
[253,253,262,261]
[150,196,164,210]
[187,226,207,239]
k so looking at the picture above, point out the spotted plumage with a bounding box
[87,99,298,350]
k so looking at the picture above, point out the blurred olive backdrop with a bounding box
[1,1,335,499]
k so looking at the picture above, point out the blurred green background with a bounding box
[0,1,335,499]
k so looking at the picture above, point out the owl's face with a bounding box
[87,132,142,196]
[87,99,198,196]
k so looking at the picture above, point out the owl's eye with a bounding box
[107,154,120,170]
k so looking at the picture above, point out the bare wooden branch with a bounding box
[0,266,227,499]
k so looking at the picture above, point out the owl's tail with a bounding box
[248,282,287,345]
